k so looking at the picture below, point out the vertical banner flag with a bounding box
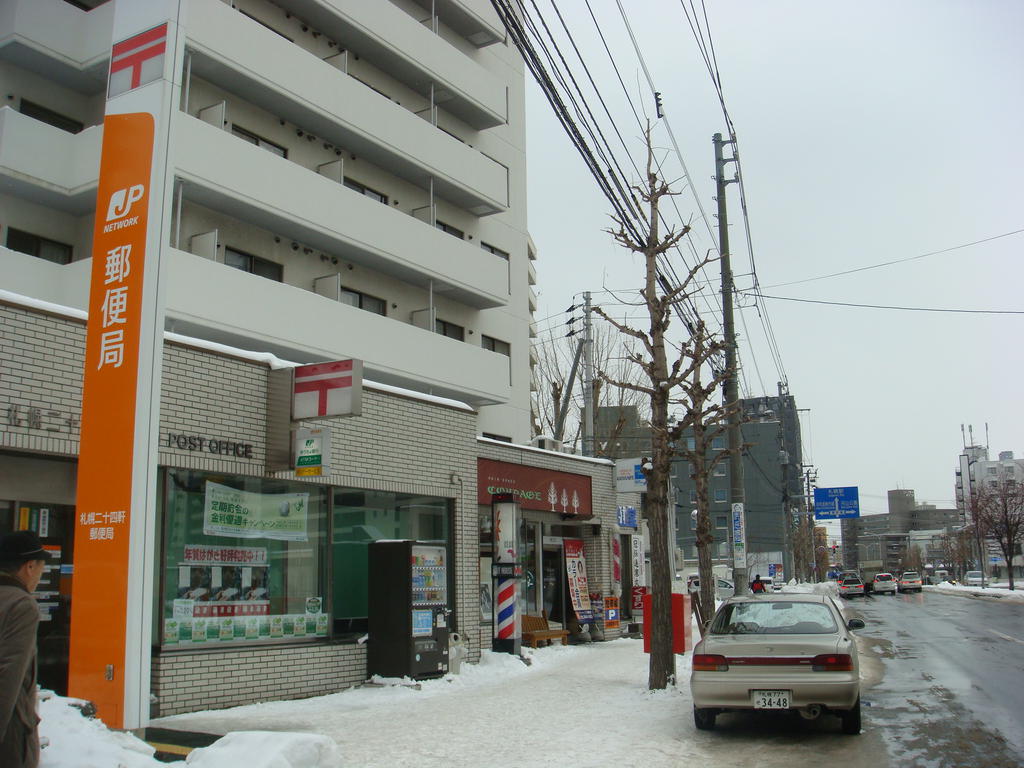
[731,503,747,570]
[564,539,594,622]
[492,499,519,650]
[610,535,622,596]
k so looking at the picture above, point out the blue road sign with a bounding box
[813,486,860,519]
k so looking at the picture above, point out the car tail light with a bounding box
[811,654,853,671]
[693,654,729,671]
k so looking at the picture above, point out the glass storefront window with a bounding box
[159,469,328,647]
[331,489,449,637]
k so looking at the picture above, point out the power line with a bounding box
[763,228,1024,289]
[743,292,1024,315]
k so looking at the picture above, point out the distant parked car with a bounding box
[897,572,923,593]
[687,575,736,601]
[690,593,865,734]
[872,573,897,595]
[964,570,984,586]
[838,576,865,598]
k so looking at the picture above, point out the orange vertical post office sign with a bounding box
[68,113,155,728]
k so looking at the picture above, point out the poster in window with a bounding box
[203,481,309,541]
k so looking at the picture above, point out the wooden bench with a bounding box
[521,611,569,648]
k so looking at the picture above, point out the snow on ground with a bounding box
[36,579,1019,767]
[924,580,1024,602]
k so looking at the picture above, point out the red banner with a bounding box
[477,458,592,517]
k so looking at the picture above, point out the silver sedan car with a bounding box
[690,593,865,734]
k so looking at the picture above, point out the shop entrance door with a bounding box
[541,540,567,627]
[1,500,75,694]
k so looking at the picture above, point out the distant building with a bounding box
[594,404,651,460]
[841,489,959,576]
[672,388,803,580]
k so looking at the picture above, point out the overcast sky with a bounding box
[524,0,1023,515]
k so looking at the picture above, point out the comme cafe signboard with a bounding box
[477,459,593,518]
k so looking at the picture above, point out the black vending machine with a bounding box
[367,540,450,679]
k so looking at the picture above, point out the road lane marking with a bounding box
[988,629,1024,645]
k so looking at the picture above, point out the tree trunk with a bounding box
[645,383,675,689]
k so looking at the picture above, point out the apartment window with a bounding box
[19,99,83,134]
[716,515,727,529]
[686,437,696,452]
[224,247,282,281]
[987,466,997,475]
[689,490,697,504]
[340,287,386,316]
[435,319,465,341]
[435,221,464,240]
[481,335,510,356]
[343,178,388,205]
[713,464,726,477]
[231,125,287,158]
[711,436,726,451]
[5,227,72,265]
[713,488,727,504]
[481,242,510,260]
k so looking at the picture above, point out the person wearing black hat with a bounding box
[0,530,50,768]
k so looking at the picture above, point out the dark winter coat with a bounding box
[0,571,40,768]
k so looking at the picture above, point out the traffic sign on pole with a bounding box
[813,487,860,519]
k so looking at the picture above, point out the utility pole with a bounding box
[582,290,595,457]
[714,132,747,594]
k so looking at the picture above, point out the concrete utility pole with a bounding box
[582,290,595,457]
[714,132,747,594]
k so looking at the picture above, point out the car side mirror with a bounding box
[847,618,865,630]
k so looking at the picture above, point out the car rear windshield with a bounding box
[902,573,919,579]
[875,574,893,581]
[841,578,862,585]
[710,602,838,635]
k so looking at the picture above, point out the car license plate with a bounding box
[752,690,791,709]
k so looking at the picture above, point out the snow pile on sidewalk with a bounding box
[39,693,164,768]
[185,731,341,767]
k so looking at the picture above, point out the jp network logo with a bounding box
[103,185,145,233]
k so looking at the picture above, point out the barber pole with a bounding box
[496,578,516,641]
[492,496,520,654]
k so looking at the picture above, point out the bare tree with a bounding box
[940,528,974,580]
[530,324,646,452]
[904,544,924,573]
[974,481,1024,590]
[791,514,815,582]
[591,126,730,687]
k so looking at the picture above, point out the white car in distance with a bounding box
[872,572,897,595]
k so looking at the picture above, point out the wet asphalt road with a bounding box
[847,588,1024,767]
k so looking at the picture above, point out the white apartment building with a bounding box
[0,0,610,729]
[0,0,537,442]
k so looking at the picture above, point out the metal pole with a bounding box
[582,291,594,457]
[714,132,747,594]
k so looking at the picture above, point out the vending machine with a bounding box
[367,540,450,679]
